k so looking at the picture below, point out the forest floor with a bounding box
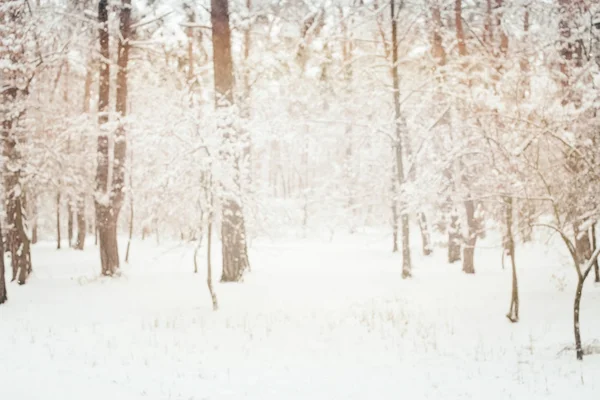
[1,229,599,399]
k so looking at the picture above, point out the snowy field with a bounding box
[1,231,599,400]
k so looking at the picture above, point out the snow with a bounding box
[1,231,600,399]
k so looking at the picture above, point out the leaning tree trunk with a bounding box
[390,0,411,278]
[504,197,519,322]
[574,274,585,360]
[462,198,477,274]
[591,224,599,283]
[211,0,250,282]
[0,220,7,304]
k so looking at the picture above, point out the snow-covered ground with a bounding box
[1,230,599,399]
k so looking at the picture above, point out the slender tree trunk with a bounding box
[124,196,133,263]
[591,224,599,282]
[574,276,584,360]
[56,192,61,249]
[392,194,398,252]
[75,200,86,250]
[125,150,134,263]
[67,202,73,247]
[390,0,411,278]
[207,188,218,310]
[462,198,476,274]
[211,0,250,282]
[75,54,92,251]
[505,197,519,322]
[0,220,7,305]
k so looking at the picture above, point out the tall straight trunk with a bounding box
[207,187,218,310]
[67,203,73,247]
[75,56,93,251]
[391,184,398,252]
[75,201,86,250]
[211,0,250,282]
[95,0,117,275]
[505,197,519,322]
[462,198,476,274]
[56,192,61,249]
[0,220,7,304]
[125,151,134,263]
[390,0,411,278]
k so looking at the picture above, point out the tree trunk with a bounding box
[125,150,134,263]
[418,212,432,256]
[448,209,461,263]
[574,276,584,360]
[211,0,250,282]
[125,197,133,263]
[390,0,411,278]
[591,224,599,282]
[95,0,118,275]
[56,192,61,249]
[67,202,74,247]
[505,197,519,322]
[75,198,86,250]
[75,51,92,252]
[462,198,476,274]
[207,190,218,310]
[0,220,7,305]
[32,221,38,245]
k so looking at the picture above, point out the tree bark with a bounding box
[462,198,476,274]
[390,0,411,278]
[448,208,461,263]
[67,202,73,247]
[1,1,32,285]
[211,0,250,282]
[574,276,584,360]
[207,188,218,310]
[75,200,86,250]
[56,192,61,249]
[0,220,7,305]
[591,224,599,282]
[95,0,117,275]
[418,212,432,256]
[505,197,519,322]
